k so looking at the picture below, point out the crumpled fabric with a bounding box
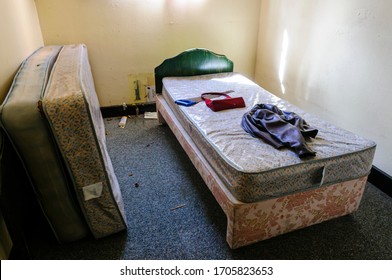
[241,104,318,158]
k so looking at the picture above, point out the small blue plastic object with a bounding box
[175,99,197,107]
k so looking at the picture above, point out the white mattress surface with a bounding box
[162,73,376,202]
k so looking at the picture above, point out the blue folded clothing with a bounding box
[175,99,197,107]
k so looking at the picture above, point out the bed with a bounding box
[154,48,376,249]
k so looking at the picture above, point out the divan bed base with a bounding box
[157,95,366,249]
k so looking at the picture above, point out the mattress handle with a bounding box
[319,165,327,187]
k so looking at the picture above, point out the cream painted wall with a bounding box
[255,0,392,176]
[35,0,261,106]
[0,0,44,259]
[0,0,44,102]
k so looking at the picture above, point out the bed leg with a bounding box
[225,215,237,249]
[157,109,166,125]
[155,96,167,125]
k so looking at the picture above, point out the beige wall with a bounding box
[35,0,261,106]
[0,0,44,259]
[255,0,392,175]
[0,0,44,102]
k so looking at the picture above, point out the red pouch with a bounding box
[201,91,246,112]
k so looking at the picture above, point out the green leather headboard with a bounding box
[154,48,234,93]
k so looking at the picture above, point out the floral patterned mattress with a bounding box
[162,72,376,203]
[42,44,127,238]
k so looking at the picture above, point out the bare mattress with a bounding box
[42,44,127,238]
[162,72,376,203]
[1,44,127,242]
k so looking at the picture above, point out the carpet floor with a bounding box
[27,115,392,260]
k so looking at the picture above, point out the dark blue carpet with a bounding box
[27,115,392,260]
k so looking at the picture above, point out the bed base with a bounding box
[157,95,367,249]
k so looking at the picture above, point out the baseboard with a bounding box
[368,166,392,197]
[100,103,156,118]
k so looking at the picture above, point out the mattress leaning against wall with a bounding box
[42,44,127,238]
[0,46,90,243]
